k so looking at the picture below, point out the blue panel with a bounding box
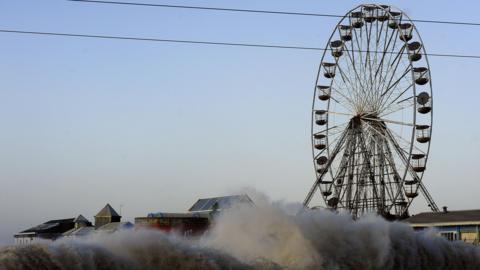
[190,199,209,211]
[202,198,218,211]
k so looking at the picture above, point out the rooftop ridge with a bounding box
[95,203,121,217]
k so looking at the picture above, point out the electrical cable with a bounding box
[1,29,480,59]
[67,0,480,27]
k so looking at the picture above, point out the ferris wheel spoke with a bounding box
[314,122,349,135]
[388,128,425,154]
[343,48,365,93]
[335,62,352,86]
[331,84,357,111]
[330,91,348,110]
[365,21,375,89]
[378,87,413,116]
[378,72,412,111]
[380,83,413,112]
[358,47,372,108]
[336,54,364,102]
[314,124,350,159]
[372,30,395,100]
[381,63,411,96]
[380,65,410,98]
[370,20,383,98]
[361,116,414,127]
[387,44,406,71]
[395,95,415,105]
[335,64,361,105]
[352,27,368,93]
[340,53,363,108]
[327,111,356,117]
[379,101,414,118]
[376,39,404,99]
[329,128,350,140]
[373,26,396,104]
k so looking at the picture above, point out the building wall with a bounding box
[414,224,480,245]
[14,236,53,245]
[14,236,34,245]
[460,232,478,243]
[439,225,479,244]
[135,217,209,236]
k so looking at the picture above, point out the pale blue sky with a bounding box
[0,0,480,245]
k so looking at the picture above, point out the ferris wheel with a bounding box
[303,4,439,219]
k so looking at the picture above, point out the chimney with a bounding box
[442,206,448,213]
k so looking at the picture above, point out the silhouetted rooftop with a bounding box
[405,209,480,225]
[95,204,120,218]
[17,218,75,235]
[189,194,254,212]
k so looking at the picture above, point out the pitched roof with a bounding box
[96,222,133,233]
[146,212,209,218]
[74,215,90,223]
[405,209,480,225]
[189,194,254,212]
[95,204,120,217]
[63,226,95,237]
[18,218,75,234]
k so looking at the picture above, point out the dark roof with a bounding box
[96,222,133,233]
[189,194,254,212]
[18,218,75,234]
[146,212,209,218]
[405,209,480,225]
[95,204,121,217]
[74,215,90,223]
[63,226,95,237]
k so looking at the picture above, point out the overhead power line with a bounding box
[1,29,480,59]
[67,0,480,27]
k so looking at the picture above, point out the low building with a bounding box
[135,213,209,236]
[14,218,75,245]
[135,194,254,236]
[15,203,127,244]
[405,208,480,245]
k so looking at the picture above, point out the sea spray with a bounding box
[1,197,480,270]
[0,229,266,270]
[204,201,480,269]
[203,203,321,268]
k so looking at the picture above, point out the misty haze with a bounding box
[1,1,480,269]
